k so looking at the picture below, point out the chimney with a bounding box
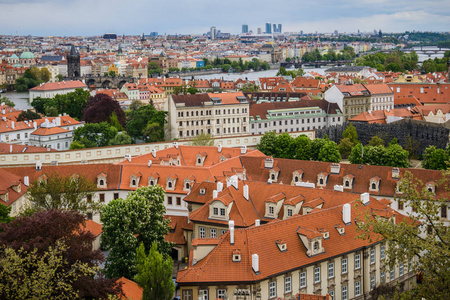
[243,184,249,200]
[173,142,178,149]
[361,192,370,205]
[392,167,400,179]
[343,203,351,225]
[229,220,235,245]
[267,178,272,185]
[252,253,260,274]
[334,185,344,192]
[217,144,222,153]
[9,145,12,153]
[125,154,131,162]
[11,121,14,129]
[151,149,156,158]
[217,181,223,192]
[36,161,42,171]
[213,190,218,199]
[24,176,29,186]
[241,145,247,154]
[264,157,274,169]
[255,219,260,227]
[33,121,37,129]
[148,160,152,167]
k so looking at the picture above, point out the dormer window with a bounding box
[209,200,229,220]
[130,173,142,188]
[166,175,178,190]
[345,180,350,187]
[426,182,436,195]
[319,178,324,185]
[276,240,287,252]
[287,208,293,217]
[132,179,136,186]
[343,174,354,189]
[271,174,276,180]
[220,208,226,216]
[97,172,107,189]
[317,172,328,187]
[313,241,319,251]
[185,182,190,189]
[148,174,159,186]
[197,158,202,164]
[371,183,376,189]
[292,170,304,185]
[269,168,280,183]
[232,250,241,262]
[196,153,207,166]
[294,176,299,183]
[213,207,218,215]
[200,188,206,195]
[149,180,155,186]
[168,182,173,188]
[269,206,274,215]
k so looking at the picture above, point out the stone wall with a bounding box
[316,119,449,157]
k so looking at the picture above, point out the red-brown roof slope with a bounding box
[30,80,87,91]
[117,277,143,300]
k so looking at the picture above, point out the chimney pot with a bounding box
[343,203,351,225]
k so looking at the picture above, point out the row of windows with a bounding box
[198,226,227,239]
[253,126,321,135]
[177,107,248,118]
[216,117,247,124]
[180,120,211,126]
[167,196,182,206]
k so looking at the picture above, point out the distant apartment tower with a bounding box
[150,32,158,37]
[257,28,262,34]
[102,33,117,40]
[277,24,282,33]
[210,26,217,40]
[242,24,248,34]
[334,30,338,35]
[265,23,272,34]
[272,24,277,33]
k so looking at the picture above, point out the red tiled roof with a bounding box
[30,80,87,91]
[31,127,70,136]
[117,277,143,300]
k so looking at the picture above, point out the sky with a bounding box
[1,0,449,36]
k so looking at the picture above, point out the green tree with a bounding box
[73,122,118,148]
[310,138,327,161]
[189,133,214,146]
[422,146,449,170]
[135,242,175,300]
[56,74,64,82]
[274,133,295,159]
[26,173,100,214]
[240,83,259,92]
[109,132,132,146]
[357,171,450,300]
[126,105,166,141]
[368,135,385,147]
[338,137,354,159]
[294,135,311,160]
[0,204,13,226]
[108,70,116,77]
[349,143,363,164]
[318,141,341,163]
[148,62,163,75]
[143,122,164,142]
[0,96,15,108]
[16,109,41,122]
[365,145,385,165]
[69,141,86,150]
[109,111,124,131]
[101,186,172,279]
[342,123,359,144]
[257,131,278,157]
[382,144,409,168]
[0,241,94,300]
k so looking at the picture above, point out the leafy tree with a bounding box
[382,143,409,168]
[274,133,295,159]
[109,111,124,131]
[189,133,214,146]
[109,132,132,146]
[0,95,15,108]
[357,171,450,300]
[294,135,311,160]
[310,138,327,161]
[389,137,399,146]
[108,70,116,77]
[0,241,93,299]
[127,100,143,120]
[101,186,172,279]
[73,122,118,148]
[135,242,175,300]
[240,83,259,92]
[257,131,278,157]
[148,62,163,75]
[0,204,13,226]
[364,145,385,165]
[349,143,363,164]
[143,122,164,142]
[16,109,41,122]
[404,134,420,160]
[368,135,385,147]
[422,146,449,170]
[187,87,199,95]
[26,172,100,214]
[342,123,359,145]
[318,141,341,163]
[69,141,86,150]
[126,104,166,141]
[83,93,126,127]
[338,137,354,159]
[56,74,64,82]
[0,209,120,299]
[31,89,90,120]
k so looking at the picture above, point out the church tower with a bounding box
[67,45,81,79]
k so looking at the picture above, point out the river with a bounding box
[1,91,32,110]
[182,67,328,81]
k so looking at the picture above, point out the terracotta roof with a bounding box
[82,219,102,237]
[0,168,27,206]
[165,215,188,245]
[0,143,58,153]
[31,127,70,136]
[117,277,143,300]
[30,80,87,91]
[363,83,394,95]
[250,100,341,120]
[177,199,410,284]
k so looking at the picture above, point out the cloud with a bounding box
[0,0,449,36]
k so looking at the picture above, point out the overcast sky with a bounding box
[1,0,449,36]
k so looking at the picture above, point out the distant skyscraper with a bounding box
[273,24,277,33]
[257,28,262,34]
[334,30,338,35]
[210,26,217,40]
[300,30,303,35]
[150,32,158,37]
[242,24,248,34]
[278,24,282,33]
[265,23,272,34]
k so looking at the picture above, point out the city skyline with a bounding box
[0,0,449,36]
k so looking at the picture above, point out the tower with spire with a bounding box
[67,44,81,79]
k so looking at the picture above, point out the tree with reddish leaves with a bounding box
[0,209,122,299]
[82,93,126,129]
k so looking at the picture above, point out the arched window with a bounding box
[271,174,275,180]
[132,179,136,186]
[99,179,104,186]
[168,181,172,188]
[185,182,190,189]
[319,178,324,185]
[371,183,376,190]
[345,180,349,187]
[197,158,202,164]
[149,180,154,186]
[294,176,299,183]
